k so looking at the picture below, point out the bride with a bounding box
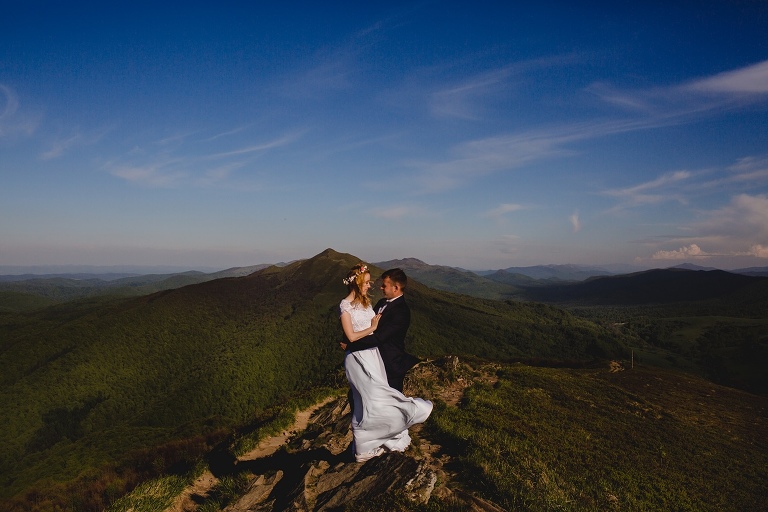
[339,263,433,462]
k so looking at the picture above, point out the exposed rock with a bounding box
[223,471,283,511]
[188,356,507,511]
[224,398,438,511]
[403,461,437,504]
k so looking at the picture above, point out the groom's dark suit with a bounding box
[346,295,419,392]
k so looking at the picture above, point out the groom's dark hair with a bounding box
[382,268,407,290]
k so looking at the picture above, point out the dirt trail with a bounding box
[165,396,337,512]
[239,396,336,461]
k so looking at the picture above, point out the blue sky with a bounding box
[2,2,767,271]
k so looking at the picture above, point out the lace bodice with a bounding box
[339,299,375,333]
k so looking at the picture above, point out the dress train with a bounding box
[345,346,433,460]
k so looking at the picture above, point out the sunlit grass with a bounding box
[195,473,251,512]
[426,364,768,511]
[230,386,343,457]
[105,473,191,512]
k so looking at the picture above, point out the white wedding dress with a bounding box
[340,298,433,461]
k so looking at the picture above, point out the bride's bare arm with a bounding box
[340,313,380,342]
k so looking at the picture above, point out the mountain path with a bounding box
[165,396,336,512]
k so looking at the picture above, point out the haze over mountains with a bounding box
[3,254,768,312]
[2,258,766,280]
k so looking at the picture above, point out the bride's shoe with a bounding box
[383,430,411,452]
[355,446,385,462]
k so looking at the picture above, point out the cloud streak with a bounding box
[405,61,768,195]
[685,60,768,94]
[485,203,525,218]
[104,130,302,188]
[207,132,303,159]
[590,59,768,120]
[601,170,692,210]
[0,84,39,138]
[40,126,111,160]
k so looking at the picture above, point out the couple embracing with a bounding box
[338,264,433,462]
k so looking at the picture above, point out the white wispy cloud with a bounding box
[408,110,703,194]
[203,125,253,142]
[208,132,303,159]
[408,126,583,193]
[601,170,692,210]
[697,193,768,240]
[109,164,187,188]
[0,84,40,138]
[429,54,582,120]
[747,244,768,258]
[726,155,768,183]
[104,129,303,188]
[430,65,518,120]
[590,59,768,120]
[485,203,525,218]
[570,210,582,233]
[194,162,248,187]
[40,126,111,160]
[154,131,198,147]
[648,193,768,261]
[270,18,388,101]
[0,84,20,127]
[41,133,84,160]
[410,60,768,196]
[651,243,708,260]
[685,60,768,94]
[692,155,768,191]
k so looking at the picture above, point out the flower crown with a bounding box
[342,265,368,285]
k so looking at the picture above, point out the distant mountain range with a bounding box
[0,265,273,310]
[4,257,767,310]
[0,264,272,283]
[373,258,768,306]
[477,263,614,280]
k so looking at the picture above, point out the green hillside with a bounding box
[81,359,768,512]
[524,268,766,306]
[374,258,522,300]
[0,290,58,313]
[425,362,768,511]
[0,249,628,504]
[0,265,273,310]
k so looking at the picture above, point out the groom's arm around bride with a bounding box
[346,268,420,392]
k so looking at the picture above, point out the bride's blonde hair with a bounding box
[343,263,372,308]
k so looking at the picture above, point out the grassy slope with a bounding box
[102,359,768,512]
[0,249,628,502]
[0,255,344,498]
[426,363,768,511]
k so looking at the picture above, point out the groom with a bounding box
[343,268,420,392]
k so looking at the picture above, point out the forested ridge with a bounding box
[0,249,629,505]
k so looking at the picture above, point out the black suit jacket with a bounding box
[347,295,419,390]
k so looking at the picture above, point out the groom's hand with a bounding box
[340,341,348,350]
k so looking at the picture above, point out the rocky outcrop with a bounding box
[188,357,506,512]
[221,397,439,512]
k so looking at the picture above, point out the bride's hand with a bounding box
[370,314,381,330]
